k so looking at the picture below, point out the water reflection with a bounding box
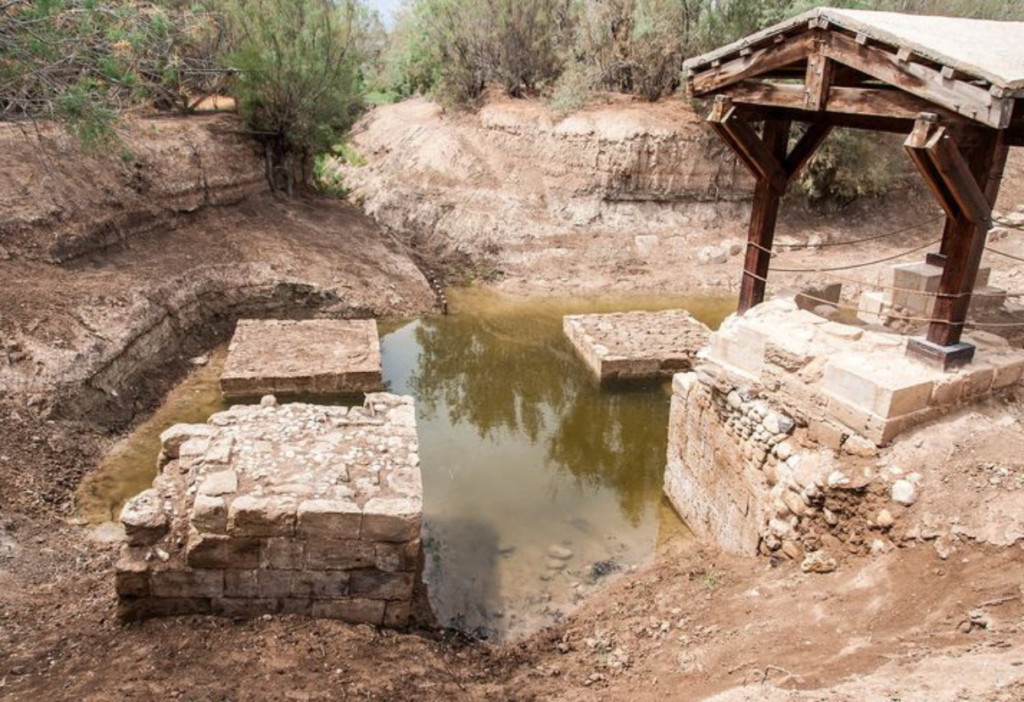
[382,288,732,639]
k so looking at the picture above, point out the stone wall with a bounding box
[665,299,1024,564]
[116,394,422,627]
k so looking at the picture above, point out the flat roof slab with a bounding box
[220,319,383,398]
[563,310,711,383]
[116,393,421,626]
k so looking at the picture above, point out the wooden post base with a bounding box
[924,252,947,267]
[906,337,975,371]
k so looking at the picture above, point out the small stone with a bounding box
[260,395,278,407]
[891,479,918,506]
[801,551,837,574]
[774,441,793,461]
[727,390,742,409]
[548,545,573,560]
[546,558,567,571]
[120,489,169,546]
[781,540,805,561]
[876,509,895,529]
[199,470,238,497]
[842,434,878,458]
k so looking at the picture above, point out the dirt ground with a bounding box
[3,105,1024,700]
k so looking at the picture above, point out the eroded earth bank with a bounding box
[3,98,1024,701]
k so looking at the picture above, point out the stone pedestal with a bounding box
[116,393,422,627]
[220,319,383,398]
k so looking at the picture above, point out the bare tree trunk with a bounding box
[264,142,276,193]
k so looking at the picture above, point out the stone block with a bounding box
[361,498,422,543]
[795,283,841,312]
[160,424,217,458]
[962,364,995,399]
[930,375,964,406]
[311,598,385,625]
[121,597,212,620]
[192,494,227,534]
[150,569,223,598]
[888,262,942,315]
[203,437,234,467]
[825,395,888,445]
[297,499,361,539]
[305,539,376,570]
[707,322,766,378]
[199,470,238,497]
[384,601,412,629]
[260,538,305,570]
[808,419,845,451]
[857,291,887,325]
[294,571,349,599]
[256,570,293,598]
[824,355,935,419]
[187,532,261,569]
[992,357,1024,390]
[120,489,169,546]
[228,495,297,537]
[114,558,150,597]
[375,540,421,573]
[224,570,257,598]
[220,319,383,398]
[214,598,278,618]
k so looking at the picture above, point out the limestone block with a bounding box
[297,499,362,539]
[186,531,260,569]
[707,322,766,378]
[294,571,349,599]
[305,539,376,570]
[213,597,278,618]
[310,598,385,625]
[992,356,1024,390]
[228,495,297,537]
[260,537,305,569]
[179,436,212,463]
[820,321,863,342]
[192,494,228,534]
[857,291,887,325]
[256,569,294,598]
[374,540,421,573]
[349,571,415,601]
[361,498,422,543]
[224,570,258,597]
[114,556,150,597]
[203,437,235,467]
[795,283,841,312]
[930,375,965,406]
[962,364,995,399]
[150,569,224,598]
[199,470,238,497]
[160,424,218,458]
[888,262,942,315]
[120,489,169,546]
[384,601,412,629]
[824,355,935,419]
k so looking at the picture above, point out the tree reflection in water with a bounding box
[405,290,731,524]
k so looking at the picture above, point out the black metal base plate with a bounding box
[906,337,975,371]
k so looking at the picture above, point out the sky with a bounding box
[366,0,403,28]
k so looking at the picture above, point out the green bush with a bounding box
[220,0,372,193]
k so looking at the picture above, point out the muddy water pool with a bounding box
[77,288,733,640]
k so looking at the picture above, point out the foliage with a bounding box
[796,128,907,204]
[0,0,224,148]
[220,0,372,192]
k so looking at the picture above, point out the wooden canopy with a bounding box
[685,7,1024,369]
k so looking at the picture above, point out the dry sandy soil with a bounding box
[3,102,1024,701]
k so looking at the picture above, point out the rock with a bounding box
[813,304,839,319]
[806,233,824,251]
[781,489,807,517]
[801,550,837,574]
[726,390,743,409]
[199,470,238,497]
[781,539,805,561]
[120,489,169,546]
[774,441,794,461]
[545,558,567,571]
[190,354,209,366]
[827,471,850,488]
[891,479,918,506]
[547,544,573,560]
[726,240,744,257]
[634,234,659,257]
[260,394,278,407]
[842,434,878,458]
[875,509,894,529]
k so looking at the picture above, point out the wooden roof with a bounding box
[685,8,1024,94]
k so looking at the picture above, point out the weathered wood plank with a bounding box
[707,97,788,194]
[927,128,992,224]
[822,32,1013,129]
[738,120,791,314]
[784,121,832,180]
[804,52,833,110]
[690,33,815,95]
[904,116,960,220]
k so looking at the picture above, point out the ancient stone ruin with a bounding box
[563,310,710,383]
[116,393,422,626]
[220,319,384,398]
[665,298,1024,562]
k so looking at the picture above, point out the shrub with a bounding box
[220,0,371,194]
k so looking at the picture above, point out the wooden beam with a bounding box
[904,115,961,221]
[821,31,1013,129]
[739,119,791,314]
[707,97,788,195]
[690,33,815,95]
[928,129,993,225]
[804,52,832,111]
[784,121,832,180]
[723,81,963,124]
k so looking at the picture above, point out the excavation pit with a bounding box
[563,310,711,383]
[116,393,422,627]
[220,319,383,398]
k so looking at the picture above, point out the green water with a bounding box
[77,287,734,640]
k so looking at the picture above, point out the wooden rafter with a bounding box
[904,115,992,224]
[690,33,815,95]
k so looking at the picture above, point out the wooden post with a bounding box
[905,120,1009,368]
[738,119,791,314]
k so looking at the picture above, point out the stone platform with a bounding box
[665,298,1024,558]
[563,310,710,383]
[858,261,1005,325]
[116,393,422,627]
[220,319,383,398]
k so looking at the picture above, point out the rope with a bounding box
[748,237,942,273]
[985,247,1024,264]
[773,215,945,250]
